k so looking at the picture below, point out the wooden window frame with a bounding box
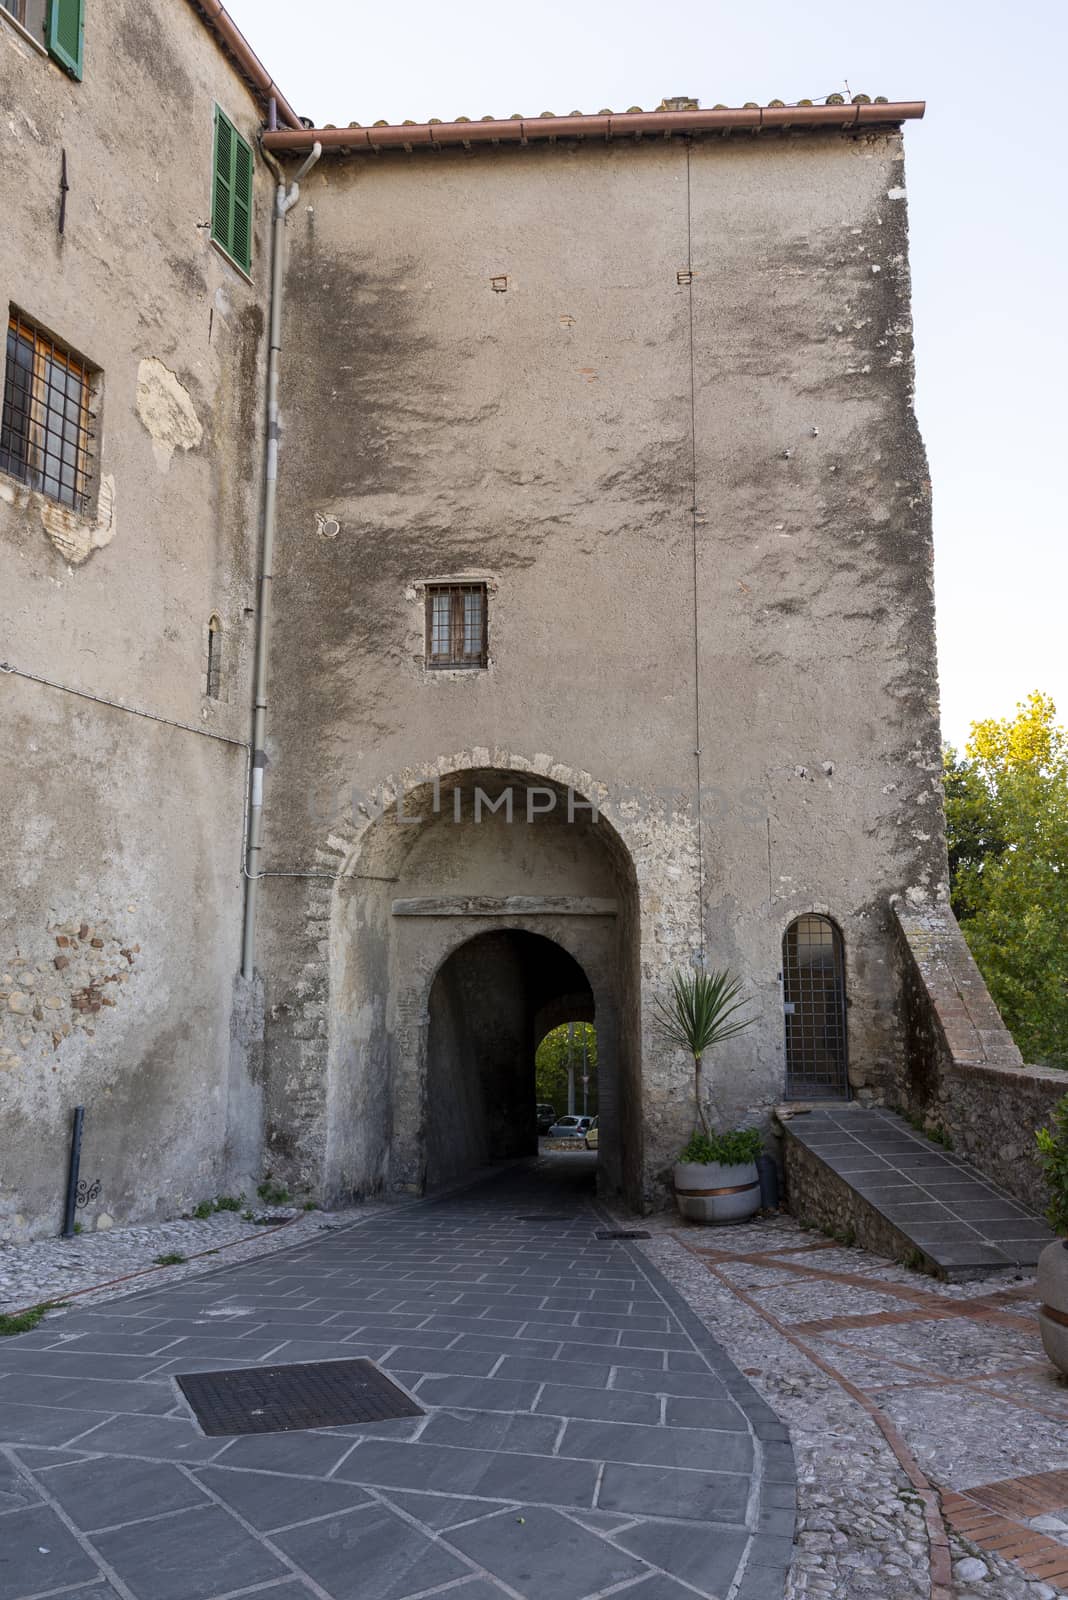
[211,106,254,276]
[425,583,488,670]
[0,310,94,514]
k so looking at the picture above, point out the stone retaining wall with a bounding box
[892,897,1066,1217]
[781,1133,920,1264]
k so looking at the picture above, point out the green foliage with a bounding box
[944,692,1068,1066]
[154,1252,186,1266]
[655,967,753,1135]
[534,1024,598,1116]
[192,1201,214,1219]
[303,1201,318,1211]
[678,1128,761,1166]
[257,1180,291,1206]
[0,1301,65,1336]
[1036,1095,1068,1234]
[213,1195,245,1212]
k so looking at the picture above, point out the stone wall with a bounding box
[0,1,271,1238]
[892,897,1066,1216]
[260,125,944,1207]
[782,1132,928,1265]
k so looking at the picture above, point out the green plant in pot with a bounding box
[1036,1094,1068,1376]
[656,966,761,1224]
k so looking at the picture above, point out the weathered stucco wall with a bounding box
[258,126,942,1209]
[0,1,271,1238]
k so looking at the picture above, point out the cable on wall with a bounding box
[684,140,707,964]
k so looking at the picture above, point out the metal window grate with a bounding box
[425,583,488,669]
[0,310,94,514]
[783,914,849,1098]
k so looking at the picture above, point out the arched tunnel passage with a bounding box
[424,929,596,1190]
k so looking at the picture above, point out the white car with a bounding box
[548,1115,593,1140]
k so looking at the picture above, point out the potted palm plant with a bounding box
[1036,1095,1068,1376]
[655,966,761,1224]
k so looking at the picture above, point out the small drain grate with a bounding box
[175,1358,423,1437]
[595,1229,651,1241]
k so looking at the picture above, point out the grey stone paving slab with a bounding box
[598,1462,751,1520]
[614,1518,750,1595]
[419,1409,562,1455]
[0,1457,41,1514]
[0,1372,176,1416]
[213,1430,361,1476]
[533,1383,662,1425]
[381,1488,520,1531]
[0,1504,102,1599]
[194,1465,373,1530]
[273,1500,470,1599]
[66,1412,230,1461]
[35,1455,211,1530]
[444,1505,648,1599]
[561,1417,754,1472]
[0,1164,792,1600]
[91,1502,290,1599]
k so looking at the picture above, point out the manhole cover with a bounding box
[595,1229,650,1241]
[175,1358,423,1437]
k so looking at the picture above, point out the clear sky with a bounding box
[227,0,1067,752]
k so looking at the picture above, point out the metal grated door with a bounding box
[783,914,849,1098]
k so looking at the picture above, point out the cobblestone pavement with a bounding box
[0,1162,791,1600]
[634,1211,1068,1600]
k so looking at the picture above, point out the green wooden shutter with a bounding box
[47,0,84,79]
[230,137,253,273]
[211,107,254,273]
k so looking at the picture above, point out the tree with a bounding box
[944,692,1068,1067]
[653,968,753,1135]
[535,1023,598,1114]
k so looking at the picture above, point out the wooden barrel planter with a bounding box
[1038,1239,1068,1376]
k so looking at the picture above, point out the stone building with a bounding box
[2,0,968,1238]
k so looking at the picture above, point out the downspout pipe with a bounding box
[241,140,322,981]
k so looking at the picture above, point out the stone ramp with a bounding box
[782,1105,1056,1278]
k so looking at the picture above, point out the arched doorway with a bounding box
[425,930,595,1188]
[326,766,641,1207]
[783,914,849,1098]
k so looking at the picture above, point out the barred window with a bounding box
[425,584,488,670]
[0,310,95,513]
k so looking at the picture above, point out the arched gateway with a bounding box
[321,767,643,1207]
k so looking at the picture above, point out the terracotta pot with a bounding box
[673,1160,761,1224]
[1037,1238,1068,1376]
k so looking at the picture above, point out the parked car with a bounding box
[585,1118,599,1151]
[536,1103,557,1135]
[548,1115,593,1140]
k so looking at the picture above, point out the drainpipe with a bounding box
[241,139,322,981]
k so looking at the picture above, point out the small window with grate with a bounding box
[206,614,222,699]
[425,583,488,670]
[0,309,96,513]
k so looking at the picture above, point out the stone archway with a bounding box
[323,766,642,1207]
[424,928,595,1188]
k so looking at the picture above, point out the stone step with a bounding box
[780,1104,1057,1280]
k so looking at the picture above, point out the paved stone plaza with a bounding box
[0,1164,792,1600]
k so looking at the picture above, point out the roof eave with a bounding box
[185,0,303,130]
[262,100,925,155]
